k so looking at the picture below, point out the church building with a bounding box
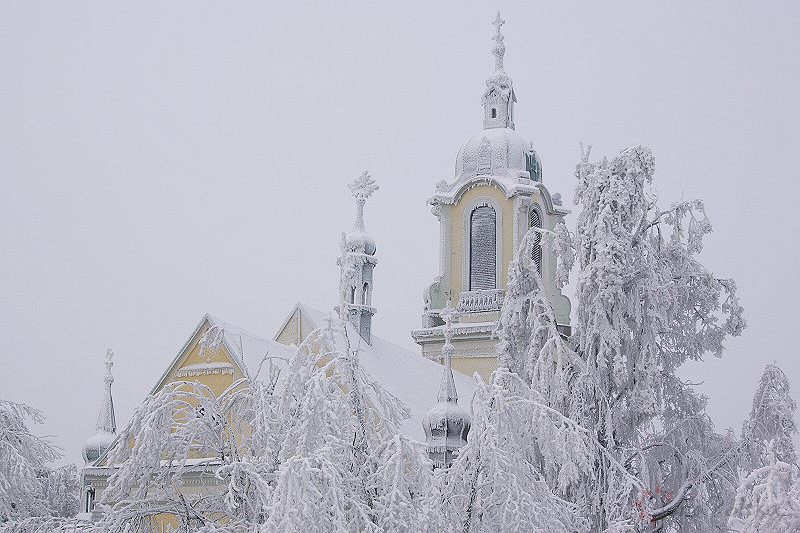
[80,13,570,518]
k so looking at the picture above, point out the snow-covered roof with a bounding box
[89,306,477,469]
[205,315,294,381]
[312,308,477,442]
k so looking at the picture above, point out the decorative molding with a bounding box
[176,362,234,378]
[456,289,504,314]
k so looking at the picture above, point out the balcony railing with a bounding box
[456,289,504,314]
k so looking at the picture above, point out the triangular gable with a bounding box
[91,314,276,467]
[273,302,329,347]
[150,314,246,397]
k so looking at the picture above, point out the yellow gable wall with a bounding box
[274,307,320,348]
[275,309,301,346]
[157,324,251,460]
[155,326,246,398]
[450,184,515,300]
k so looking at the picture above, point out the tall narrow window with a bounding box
[529,206,542,275]
[470,205,496,290]
[362,282,370,306]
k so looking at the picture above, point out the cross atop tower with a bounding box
[492,11,506,72]
[104,348,114,386]
[348,170,379,201]
[348,171,379,236]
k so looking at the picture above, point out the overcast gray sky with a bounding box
[2,2,798,468]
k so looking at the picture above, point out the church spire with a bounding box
[82,349,117,464]
[337,171,379,344]
[483,11,516,130]
[422,301,471,468]
[95,349,116,433]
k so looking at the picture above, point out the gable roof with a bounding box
[149,314,294,396]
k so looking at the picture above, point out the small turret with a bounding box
[82,349,117,465]
[422,301,471,467]
[336,171,379,344]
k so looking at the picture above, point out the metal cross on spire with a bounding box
[492,11,506,72]
[348,170,379,232]
[96,349,116,433]
[441,299,459,346]
[104,348,114,385]
[437,300,459,403]
[348,170,379,201]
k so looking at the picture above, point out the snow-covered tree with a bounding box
[492,145,744,532]
[572,144,744,445]
[370,434,432,532]
[437,369,591,533]
[0,398,65,522]
[729,440,800,532]
[565,145,744,530]
[495,226,581,416]
[630,416,739,532]
[741,364,797,471]
[263,317,412,532]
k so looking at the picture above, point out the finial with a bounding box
[104,348,114,385]
[438,300,459,403]
[96,348,116,434]
[348,170,379,202]
[441,300,459,346]
[348,171,379,234]
[492,11,506,72]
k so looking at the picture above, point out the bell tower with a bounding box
[411,13,571,381]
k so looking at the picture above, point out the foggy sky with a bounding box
[1,2,798,468]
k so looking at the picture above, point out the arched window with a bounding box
[362,282,370,306]
[470,205,497,290]
[529,206,542,275]
[349,286,356,304]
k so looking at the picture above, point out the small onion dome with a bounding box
[82,430,115,464]
[423,335,471,468]
[344,228,376,255]
[422,399,471,468]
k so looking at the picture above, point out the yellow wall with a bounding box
[451,356,497,383]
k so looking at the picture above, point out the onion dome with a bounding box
[82,349,117,464]
[455,127,542,183]
[423,302,470,468]
[345,228,376,256]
